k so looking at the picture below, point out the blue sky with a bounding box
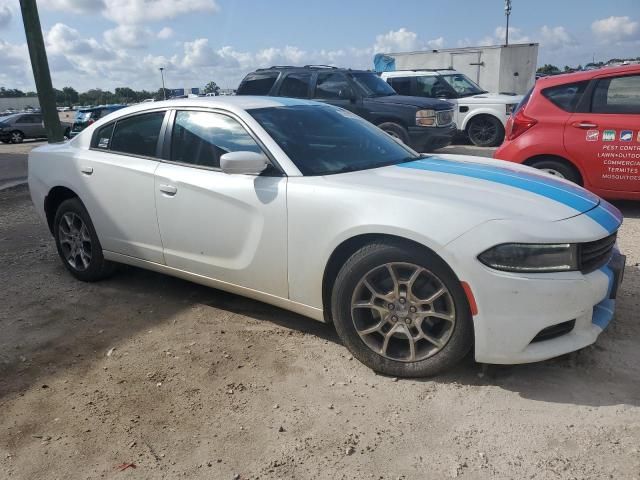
[0,0,638,91]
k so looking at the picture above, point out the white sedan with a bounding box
[28,97,625,377]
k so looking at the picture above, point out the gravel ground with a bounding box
[0,184,639,480]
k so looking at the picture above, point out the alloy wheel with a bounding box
[469,119,497,144]
[58,212,92,271]
[540,168,565,179]
[350,262,456,362]
[11,132,23,143]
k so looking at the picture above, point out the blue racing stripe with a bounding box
[600,266,615,298]
[399,158,621,232]
[592,299,615,330]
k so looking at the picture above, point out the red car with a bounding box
[494,65,640,200]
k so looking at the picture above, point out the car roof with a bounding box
[92,96,318,119]
[382,69,459,78]
[251,65,373,74]
[535,64,640,88]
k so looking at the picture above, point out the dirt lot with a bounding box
[0,185,639,480]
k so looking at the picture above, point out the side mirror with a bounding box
[220,151,269,175]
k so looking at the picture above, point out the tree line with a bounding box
[0,81,221,106]
[537,56,640,75]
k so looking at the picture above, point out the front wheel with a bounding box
[466,116,504,147]
[10,131,24,144]
[331,241,473,377]
[378,122,409,145]
[53,198,115,282]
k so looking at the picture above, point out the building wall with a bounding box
[0,97,40,111]
[498,44,538,94]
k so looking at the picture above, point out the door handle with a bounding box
[571,121,598,129]
[80,166,93,175]
[159,184,177,196]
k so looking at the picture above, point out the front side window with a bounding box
[278,73,312,98]
[387,77,412,96]
[542,81,588,112]
[110,111,165,157]
[416,76,452,98]
[249,104,419,176]
[170,111,262,169]
[314,73,352,100]
[237,72,279,95]
[439,74,485,97]
[591,75,640,114]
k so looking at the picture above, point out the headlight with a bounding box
[505,103,517,115]
[478,243,579,273]
[416,109,436,127]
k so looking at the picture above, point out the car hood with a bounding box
[459,93,524,104]
[368,94,453,110]
[326,154,603,223]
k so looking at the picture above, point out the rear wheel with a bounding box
[331,241,473,377]
[528,158,581,185]
[10,131,24,144]
[378,122,409,145]
[466,115,504,147]
[53,198,115,282]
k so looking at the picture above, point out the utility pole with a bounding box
[504,0,512,46]
[159,68,167,100]
[19,0,63,143]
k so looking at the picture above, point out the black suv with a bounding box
[237,66,456,151]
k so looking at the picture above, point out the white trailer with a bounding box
[378,43,538,95]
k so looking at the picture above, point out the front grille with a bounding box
[579,232,617,273]
[436,109,454,126]
[531,320,576,343]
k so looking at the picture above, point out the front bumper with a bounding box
[442,214,625,365]
[408,123,456,152]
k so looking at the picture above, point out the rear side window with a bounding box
[278,73,312,98]
[591,75,640,114]
[92,123,115,149]
[110,111,165,157]
[170,111,262,169]
[542,81,588,112]
[237,72,279,95]
[387,77,412,96]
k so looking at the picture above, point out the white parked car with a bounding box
[28,97,624,377]
[381,70,523,147]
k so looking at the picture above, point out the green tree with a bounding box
[62,86,79,105]
[154,88,170,101]
[536,64,561,75]
[203,81,220,95]
[115,87,137,103]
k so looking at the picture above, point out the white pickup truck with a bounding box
[381,70,522,146]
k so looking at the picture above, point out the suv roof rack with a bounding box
[386,68,453,72]
[303,64,338,69]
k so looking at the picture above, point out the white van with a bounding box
[381,70,522,146]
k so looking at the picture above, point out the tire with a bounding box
[528,158,581,185]
[331,240,473,377]
[53,198,115,282]
[10,131,24,144]
[378,122,409,145]
[1,139,9,144]
[466,115,504,147]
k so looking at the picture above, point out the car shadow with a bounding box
[614,199,640,219]
[1,185,637,408]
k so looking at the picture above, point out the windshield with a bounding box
[440,74,486,97]
[349,72,397,97]
[74,111,92,122]
[249,104,419,176]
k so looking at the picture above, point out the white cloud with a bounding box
[539,25,576,49]
[41,0,218,25]
[47,23,115,60]
[591,16,639,44]
[104,25,154,48]
[373,28,446,54]
[0,2,12,29]
[157,27,174,39]
[0,40,30,86]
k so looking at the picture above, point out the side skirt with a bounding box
[103,251,326,323]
